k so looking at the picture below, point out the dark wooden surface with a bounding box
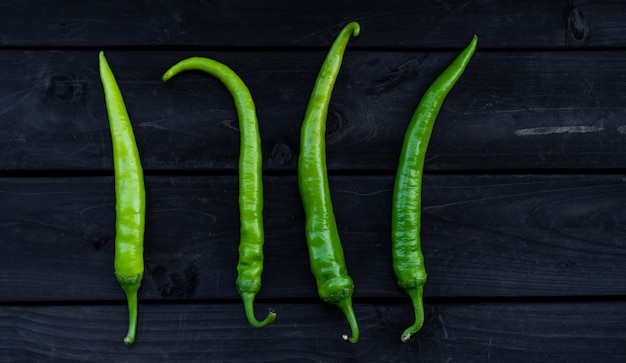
[2,1,626,362]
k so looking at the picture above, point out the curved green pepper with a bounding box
[298,22,360,343]
[163,57,275,328]
[392,35,477,342]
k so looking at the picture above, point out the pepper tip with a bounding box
[342,333,358,344]
[98,51,107,65]
[241,292,277,328]
[348,22,361,37]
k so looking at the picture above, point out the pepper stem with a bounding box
[400,286,425,343]
[241,292,276,328]
[122,287,138,345]
[336,297,359,343]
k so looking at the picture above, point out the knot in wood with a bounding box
[47,73,86,103]
[567,7,589,43]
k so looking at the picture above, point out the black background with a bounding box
[1,1,626,361]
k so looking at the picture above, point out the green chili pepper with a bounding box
[99,52,146,345]
[162,57,276,328]
[298,22,360,343]
[392,35,477,343]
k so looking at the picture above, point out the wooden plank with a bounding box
[1,301,624,362]
[2,174,626,302]
[0,0,573,49]
[2,49,626,172]
[2,1,625,361]
[1,1,625,49]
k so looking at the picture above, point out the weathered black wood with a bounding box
[2,1,626,360]
[3,49,626,172]
[0,1,625,49]
[2,174,626,303]
[1,301,624,362]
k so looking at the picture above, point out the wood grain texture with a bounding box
[0,0,565,49]
[2,174,626,302]
[0,1,624,49]
[2,1,626,360]
[3,50,626,172]
[1,301,624,362]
